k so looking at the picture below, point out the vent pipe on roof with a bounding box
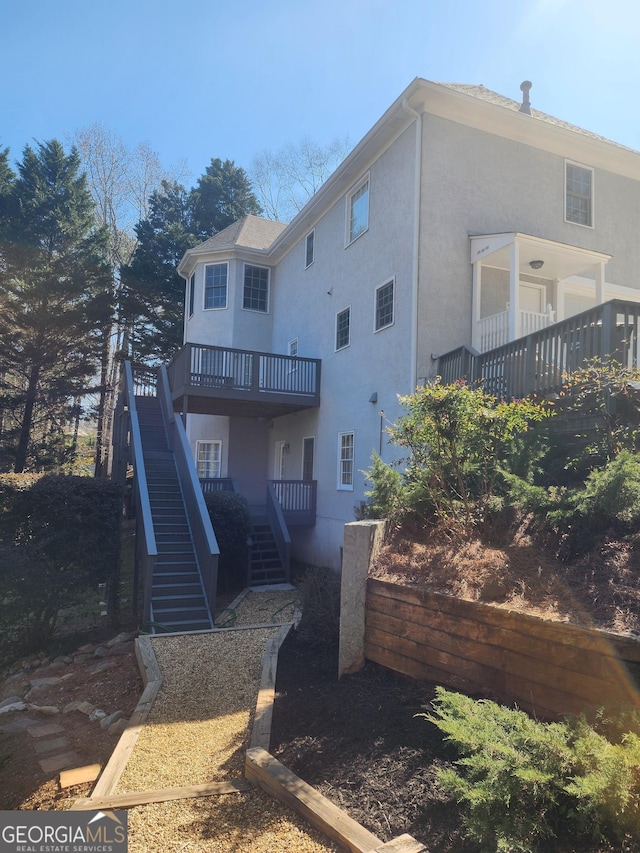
[519,80,532,114]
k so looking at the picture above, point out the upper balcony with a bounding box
[167,342,321,419]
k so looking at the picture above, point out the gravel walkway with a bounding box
[114,590,338,852]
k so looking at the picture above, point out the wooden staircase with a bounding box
[136,396,214,632]
[249,513,287,586]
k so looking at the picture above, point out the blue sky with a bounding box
[2,0,640,182]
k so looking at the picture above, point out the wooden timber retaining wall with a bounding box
[365,578,640,720]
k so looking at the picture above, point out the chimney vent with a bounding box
[519,80,532,115]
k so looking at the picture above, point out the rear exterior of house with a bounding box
[117,77,640,627]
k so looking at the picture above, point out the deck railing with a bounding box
[199,478,238,495]
[439,299,640,399]
[269,479,317,525]
[167,342,321,401]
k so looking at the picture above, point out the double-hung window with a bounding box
[375,279,394,331]
[204,263,228,309]
[347,175,369,244]
[196,440,222,479]
[243,264,269,312]
[336,307,351,351]
[338,432,354,490]
[565,161,593,227]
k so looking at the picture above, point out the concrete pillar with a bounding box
[338,520,387,677]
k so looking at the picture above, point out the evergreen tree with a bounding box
[120,180,198,366]
[0,141,112,473]
[190,158,262,239]
[121,160,262,367]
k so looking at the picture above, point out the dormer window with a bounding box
[565,161,593,227]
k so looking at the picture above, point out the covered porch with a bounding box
[470,232,611,353]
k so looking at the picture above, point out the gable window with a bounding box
[204,263,228,309]
[196,440,221,479]
[375,279,394,331]
[243,264,269,312]
[305,230,315,268]
[347,175,369,244]
[338,431,354,490]
[188,273,195,318]
[336,306,351,351]
[565,162,593,227]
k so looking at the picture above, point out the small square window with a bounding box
[336,307,351,350]
[338,431,354,490]
[305,230,315,268]
[243,265,269,312]
[565,162,593,227]
[375,279,394,331]
[204,264,227,309]
[347,176,369,244]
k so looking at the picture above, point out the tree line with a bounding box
[0,131,348,476]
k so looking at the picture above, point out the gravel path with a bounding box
[114,590,338,852]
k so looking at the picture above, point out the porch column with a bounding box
[471,261,482,351]
[508,241,520,340]
[594,261,606,304]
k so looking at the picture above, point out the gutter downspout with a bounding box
[402,98,423,391]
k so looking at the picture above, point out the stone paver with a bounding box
[38,751,82,774]
[0,717,38,734]
[27,722,65,738]
[33,737,70,754]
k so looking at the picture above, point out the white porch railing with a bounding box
[478,310,556,353]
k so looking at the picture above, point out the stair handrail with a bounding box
[124,361,157,623]
[157,364,219,616]
[266,481,291,582]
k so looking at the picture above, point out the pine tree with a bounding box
[0,140,112,473]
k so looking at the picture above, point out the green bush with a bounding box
[204,491,252,591]
[0,475,122,660]
[361,452,407,521]
[424,687,640,852]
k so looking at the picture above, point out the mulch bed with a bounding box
[270,631,640,853]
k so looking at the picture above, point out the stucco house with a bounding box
[117,77,640,631]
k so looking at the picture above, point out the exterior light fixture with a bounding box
[529,259,544,270]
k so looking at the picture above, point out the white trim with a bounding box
[203,262,229,311]
[274,440,287,480]
[564,160,594,229]
[337,430,355,491]
[335,304,351,351]
[374,277,395,332]
[196,439,222,479]
[345,173,370,247]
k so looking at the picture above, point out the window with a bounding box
[305,230,315,268]
[336,306,351,351]
[302,436,315,481]
[565,162,593,227]
[196,440,221,479]
[288,338,298,357]
[338,432,354,490]
[347,175,369,244]
[375,279,394,330]
[188,273,195,318]
[204,263,228,309]
[243,264,269,312]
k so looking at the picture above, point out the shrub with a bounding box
[204,491,252,591]
[361,452,407,522]
[385,380,550,530]
[424,687,640,852]
[0,475,122,660]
